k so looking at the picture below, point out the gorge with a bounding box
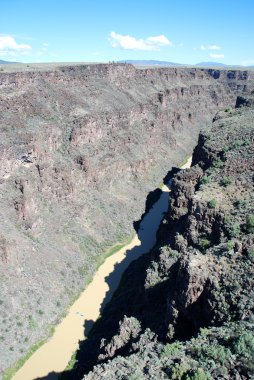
[0,64,253,379]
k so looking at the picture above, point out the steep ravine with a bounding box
[65,97,253,380]
[11,159,191,380]
[0,64,254,376]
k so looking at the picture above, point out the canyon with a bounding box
[76,96,254,380]
[0,63,254,378]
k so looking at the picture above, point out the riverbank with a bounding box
[9,157,192,380]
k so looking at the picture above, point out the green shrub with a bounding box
[232,140,243,149]
[234,199,247,209]
[196,344,231,366]
[220,176,232,187]
[227,223,241,238]
[216,366,229,376]
[247,248,254,262]
[162,341,183,357]
[199,175,210,186]
[186,369,212,380]
[200,238,211,250]
[231,139,251,149]
[232,332,254,359]
[171,363,190,380]
[65,351,77,370]
[213,159,224,169]
[28,317,37,330]
[208,199,216,209]
[243,139,251,146]
[246,214,254,233]
[227,240,235,250]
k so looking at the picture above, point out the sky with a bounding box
[0,0,254,65]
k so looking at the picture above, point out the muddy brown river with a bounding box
[12,157,192,380]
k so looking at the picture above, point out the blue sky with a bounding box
[0,0,254,65]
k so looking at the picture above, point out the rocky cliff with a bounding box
[62,96,254,380]
[0,64,253,375]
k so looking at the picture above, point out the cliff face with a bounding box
[69,97,254,380]
[0,64,253,373]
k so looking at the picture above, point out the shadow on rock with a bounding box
[35,372,60,380]
[133,166,180,233]
[163,166,181,185]
[83,319,94,337]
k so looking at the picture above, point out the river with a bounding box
[12,157,192,380]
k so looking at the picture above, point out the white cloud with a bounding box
[146,35,171,45]
[109,31,172,51]
[200,44,221,51]
[0,36,32,57]
[209,53,225,59]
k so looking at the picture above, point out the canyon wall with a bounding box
[71,97,253,380]
[0,64,253,374]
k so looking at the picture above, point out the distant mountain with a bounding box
[118,60,232,68]
[118,60,182,66]
[195,61,227,67]
[0,59,19,64]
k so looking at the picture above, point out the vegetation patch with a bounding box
[246,214,254,233]
[3,339,46,380]
[220,176,232,187]
[207,199,216,209]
